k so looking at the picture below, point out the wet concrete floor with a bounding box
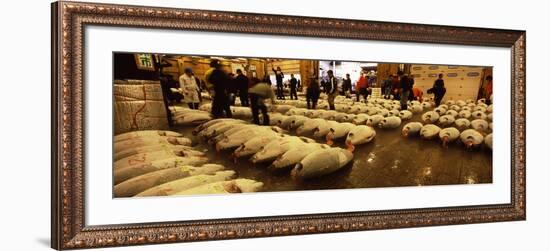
[171,113,492,193]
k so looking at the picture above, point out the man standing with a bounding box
[178,68,201,109]
[399,72,411,110]
[206,59,232,118]
[429,73,446,106]
[382,74,393,99]
[235,69,249,106]
[248,79,275,125]
[306,75,321,109]
[356,72,368,102]
[342,73,352,98]
[272,66,285,100]
[326,70,338,110]
[289,74,298,100]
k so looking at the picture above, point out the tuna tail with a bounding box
[345,140,355,153]
[326,131,334,146]
[442,136,449,148]
[290,164,301,180]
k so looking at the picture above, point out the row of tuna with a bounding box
[193,119,355,179]
[113,130,263,197]
[401,122,493,150]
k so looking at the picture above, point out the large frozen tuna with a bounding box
[471,111,487,120]
[402,122,423,137]
[445,110,459,118]
[232,107,254,118]
[291,148,354,179]
[449,105,461,112]
[473,106,487,113]
[456,100,467,107]
[135,170,236,197]
[378,108,390,117]
[114,144,204,162]
[421,102,432,110]
[378,116,402,129]
[408,104,423,114]
[366,114,385,127]
[198,121,247,139]
[174,179,264,195]
[280,115,297,129]
[114,149,202,170]
[421,111,440,124]
[433,106,447,116]
[274,105,295,114]
[458,110,471,119]
[366,106,379,115]
[438,115,456,127]
[320,110,338,120]
[173,111,213,125]
[484,133,493,149]
[330,112,348,122]
[250,137,312,163]
[114,156,209,184]
[345,125,376,150]
[115,164,225,197]
[471,119,490,132]
[305,110,324,118]
[232,134,282,158]
[454,118,471,130]
[269,144,329,170]
[398,110,413,120]
[460,129,485,148]
[326,122,356,145]
[438,127,460,147]
[420,124,442,139]
[114,130,183,143]
[114,136,192,153]
[193,118,239,135]
[296,118,327,135]
[210,124,259,142]
[313,120,340,138]
[352,114,370,125]
[487,104,493,113]
[388,109,400,117]
[289,116,309,129]
[268,113,286,126]
[215,126,281,151]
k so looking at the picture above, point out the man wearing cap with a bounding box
[248,78,275,125]
[179,68,201,109]
[326,70,338,110]
[206,59,232,118]
[399,72,411,110]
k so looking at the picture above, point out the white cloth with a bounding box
[178,74,200,103]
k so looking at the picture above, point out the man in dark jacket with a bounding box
[248,79,275,125]
[272,66,285,99]
[289,74,298,100]
[207,59,232,118]
[428,73,446,106]
[326,70,338,110]
[399,73,411,110]
[235,69,249,106]
[342,73,352,98]
[306,75,321,109]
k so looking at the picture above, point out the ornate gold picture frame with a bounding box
[51,1,526,249]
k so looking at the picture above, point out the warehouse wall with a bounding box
[159,56,270,82]
[410,64,487,101]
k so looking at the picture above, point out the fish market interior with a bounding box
[113,53,494,198]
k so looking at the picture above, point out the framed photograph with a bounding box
[51,1,526,249]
